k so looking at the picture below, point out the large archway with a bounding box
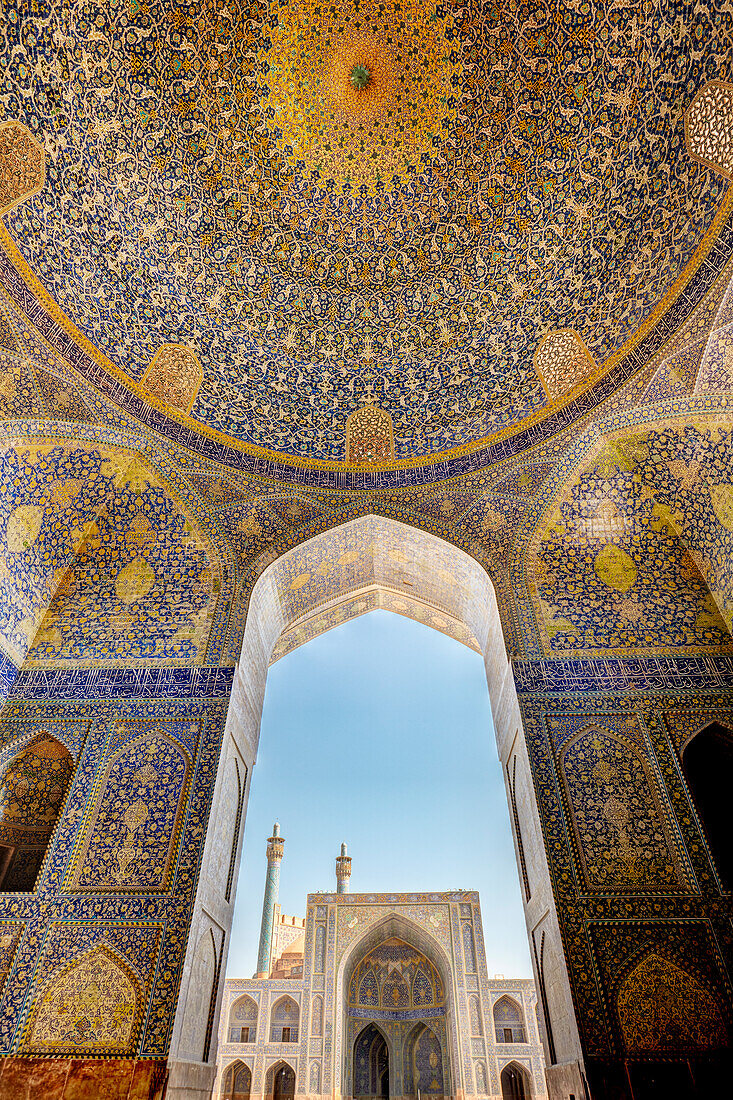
[172,515,580,1092]
[339,910,456,1100]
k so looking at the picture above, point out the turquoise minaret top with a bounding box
[336,841,352,894]
[255,823,284,977]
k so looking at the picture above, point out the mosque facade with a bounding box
[214,837,546,1100]
[0,1,731,1098]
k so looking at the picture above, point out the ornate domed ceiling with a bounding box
[0,0,731,468]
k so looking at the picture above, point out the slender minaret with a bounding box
[255,823,285,977]
[336,842,352,894]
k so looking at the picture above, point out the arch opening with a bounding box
[222,1061,252,1100]
[682,722,733,891]
[500,1061,531,1100]
[353,1023,389,1100]
[264,1061,295,1100]
[185,513,566,1090]
[0,733,74,892]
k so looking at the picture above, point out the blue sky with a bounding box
[226,610,532,979]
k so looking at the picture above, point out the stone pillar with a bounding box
[335,841,352,894]
[255,823,284,977]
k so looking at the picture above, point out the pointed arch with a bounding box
[24,942,141,1055]
[222,1060,252,1100]
[270,995,299,1042]
[264,1060,296,1100]
[353,1022,390,1099]
[0,733,74,891]
[310,993,324,1036]
[69,731,190,892]
[229,994,258,1043]
[461,923,476,973]
[493,996,527,1044]
[404,1022,446,1098]
[559,726,682,891]
[500,1061,531,1100]
[340,910,453,1008]
[681,721,733,890]
[347,936,445,1016]
[178,927,218,1062]
[616,952,728,1053]
[468,993,483,1036]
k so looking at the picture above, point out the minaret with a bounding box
[255,823,285,978]
[336,842,352,894]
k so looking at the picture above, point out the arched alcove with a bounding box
[178,928,217,1063]
[682,722,733,891]
[229,994,258,1044]
[310,994,324,1036]
[222,1060,252,1100]
[500,1061,531,1100]
[494,996,527,1044]
[264,1061,296,1100]
[270,995,299,1043]
[0,733,74,891]
[403,1022,446,1099]
[353,1023,389,1100]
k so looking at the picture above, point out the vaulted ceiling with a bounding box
[1,0,730,472]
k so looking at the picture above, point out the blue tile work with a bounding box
[0,693,228,1057]
[1,0,731,464]
[0,208,732,483]
[514,680,733,1065]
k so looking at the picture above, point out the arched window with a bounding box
[0,734,74,891]
[270,995,299,1042]
[310,994,323,1036]
[500,1061,531,1100]
[493,996,527,1043]
[229,994,258,1043]
[682,722,733,890]
[223,1061,252,1100]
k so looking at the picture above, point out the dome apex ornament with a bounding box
[350,64,371,90]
